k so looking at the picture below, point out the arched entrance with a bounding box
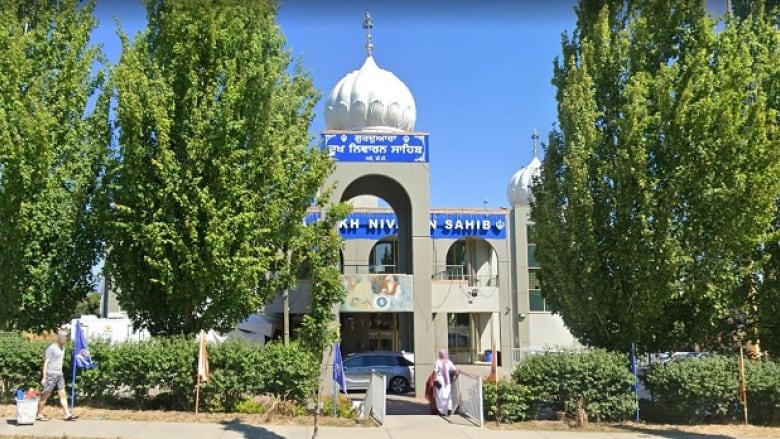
[336,176,415,355]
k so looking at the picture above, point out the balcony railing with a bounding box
[431,265,499,287]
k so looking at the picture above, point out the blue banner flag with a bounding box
[333,343,347,394]
[73,321,97,369]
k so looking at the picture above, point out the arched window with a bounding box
[368,238,398,273]
[442,238,498,285]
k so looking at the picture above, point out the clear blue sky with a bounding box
[90,1,725,209]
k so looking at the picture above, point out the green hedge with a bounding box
[645,356,780,424]
[483,380,532,423]
[0,335,316,412]
[512,350,636,422]
[0,337,50,394]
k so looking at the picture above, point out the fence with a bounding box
[454,372,484,427]
[359,372,386,425]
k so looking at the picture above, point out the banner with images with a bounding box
[321,133,429,163]
[304,211,507,240]
[340,274,414,312]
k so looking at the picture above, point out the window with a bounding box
[444,240,467,279]
[528,244,540,268]
[447,313,471,352]
[364,355,404,367]
[369,239,397,273]
[528,269,541,290]
[527,224,537,244]
[529,290,551,312]
[343,356,364,368]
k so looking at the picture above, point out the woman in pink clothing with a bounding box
[431,349,458,416]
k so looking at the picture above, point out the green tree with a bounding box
[532,1,780,351]
[106,0,333,335]
[0,0,109,331]
[294,202,349,437]
[732,0,779,21]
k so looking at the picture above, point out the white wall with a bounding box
[527,313,581,350]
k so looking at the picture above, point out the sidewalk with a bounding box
[1,415,771,439]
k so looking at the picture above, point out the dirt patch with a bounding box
[487,419,780,437]
[0,404,367,427]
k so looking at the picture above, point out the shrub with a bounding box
[644,355,738,423]
[322,393,357,419]
[645,356,780,425]
[512,350,636,422]
[745,359,780,425]
[0,335,318,412]
[235,396,271,415]
[0,336,49,399]
[483,380,532,423]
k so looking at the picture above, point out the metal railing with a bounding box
[454,372,484,428]
[432,266,499,287]
[359,372,386,425]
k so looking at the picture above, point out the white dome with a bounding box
[324,56,416,133]
[507,156,542,206]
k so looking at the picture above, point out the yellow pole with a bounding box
[738,345,748,425]
[195,382,200,416]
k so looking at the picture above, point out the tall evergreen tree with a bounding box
[532,1,780,351]
[106,0,335,335]
[0,0,109,331]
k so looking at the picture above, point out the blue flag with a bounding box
[332,343,347,393]
[73,321,97,369]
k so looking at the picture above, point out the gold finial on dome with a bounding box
[363,11,374,56]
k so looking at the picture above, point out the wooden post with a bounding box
[195,381,200,415]
[738,345,748,425]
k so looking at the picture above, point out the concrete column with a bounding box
[498,256,514,368]
[511,207,532,349]
[412,233,435,398]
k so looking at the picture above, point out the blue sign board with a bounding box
[321,133,429,163]
[304,211,507,240]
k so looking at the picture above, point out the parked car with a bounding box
[660,351,711,364]
[342,351,415,394]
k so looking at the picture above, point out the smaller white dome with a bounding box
[324,56,416,133]
[507,156,542,206]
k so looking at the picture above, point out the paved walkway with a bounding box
[0,415,771,439]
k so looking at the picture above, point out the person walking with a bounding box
[431,348,458,416]
[37,332,78,421]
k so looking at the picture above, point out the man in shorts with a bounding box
[37,332,78,421]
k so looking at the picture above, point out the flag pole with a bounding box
[70,323,78,409]
[332,379,337,418]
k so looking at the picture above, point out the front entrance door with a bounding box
[368,313,398,351]
[341,313,400,353]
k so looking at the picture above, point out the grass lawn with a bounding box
[0,403,365,427]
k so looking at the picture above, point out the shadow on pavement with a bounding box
[614,424,738,439]
[221,419,287,439]
[385,396,431,416]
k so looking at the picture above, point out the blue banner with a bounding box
[321,133,429,163]
[304,211,507,240]
[333,343,347,393]
[73,321,96,369]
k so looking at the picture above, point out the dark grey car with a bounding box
[342,351,415,394]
